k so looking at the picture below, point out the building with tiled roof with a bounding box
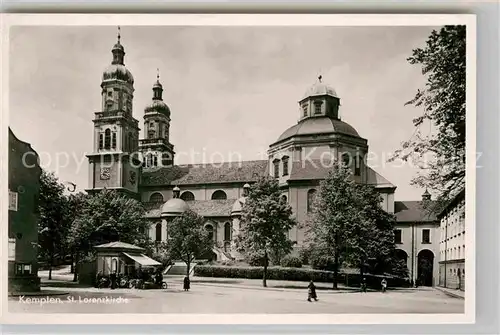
[86,33,440,286]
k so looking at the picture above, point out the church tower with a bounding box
[86,28,141,198]
[139,69,175,168]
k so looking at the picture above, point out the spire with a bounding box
[111,26,125,65]
[153,68,163,100]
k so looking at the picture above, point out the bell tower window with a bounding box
[112,132,117,149]
[99,134,104,150]
[104,129,111,149]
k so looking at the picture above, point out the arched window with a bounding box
[307,189,317,213]
[104,129,111,149]
[342,153,351,168]
[99,133,104,150]
[224,222,231,241]
[205,224,214,241]
[112,132,117,149]
[153,155,158,167]
[149,192,164,203]
[211,190,227,200]
[155,223,162,242]
[180,191,195,202]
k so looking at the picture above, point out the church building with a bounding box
[86,31,440,286]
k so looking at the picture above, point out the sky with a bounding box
[9,25,438,200]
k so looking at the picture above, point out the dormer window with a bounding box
[282,156,289,176]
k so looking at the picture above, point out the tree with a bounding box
[304,163,358,289]
[345,184,398,277]
[37,170,69,280]
[165,210,213,278]
[67,190,150,281]
[237,177,296,287]
[305,164,401,288]
[390,25,466,201]
[64,192,87,276]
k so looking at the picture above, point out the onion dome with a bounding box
[145,69,170,117]
[161,186,189,217]
[101,27,134,85]
[301,75,338,101]
[102,64,134,85]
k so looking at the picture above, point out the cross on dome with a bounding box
[318,75,322,83]
[117,26,121,43]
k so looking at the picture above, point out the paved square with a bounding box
[9,281,464,314]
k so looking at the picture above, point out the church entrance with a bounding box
[417,249,434,286]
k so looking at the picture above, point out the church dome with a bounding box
[161,198,189,217]
[231,197,247,216]
[145,100,170,117]
[102,64,134,85]
[276,116,360,143]
[301,80,338,101]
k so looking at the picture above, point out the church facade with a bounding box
[86,33,440,285]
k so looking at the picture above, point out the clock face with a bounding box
[100,167,111,180]
[129,171,137,184]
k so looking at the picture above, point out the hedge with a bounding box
[194,265,411,287]
[194,265,337,283]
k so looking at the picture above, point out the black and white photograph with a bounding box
[2,14,475,324]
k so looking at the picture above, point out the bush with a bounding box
[193,265,410,287]
[309,253,335,271]
[298,247,311,265]
[280,255,302,268]
[246,250,267,267]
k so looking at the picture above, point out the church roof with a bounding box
[287,159,395,188]
[145,199,235,218]
[94,241,144,251]
[276,117,361,143]
[394,201,438,223]
[141,160,269,186]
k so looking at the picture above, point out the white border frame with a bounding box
[0,13,476,325]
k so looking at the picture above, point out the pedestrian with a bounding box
[307,280,318,302]
[381,278,387,293]
[95,271,103,288]
[110,271,117,290]
[183,276,191,291]
[361,277,367,293]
